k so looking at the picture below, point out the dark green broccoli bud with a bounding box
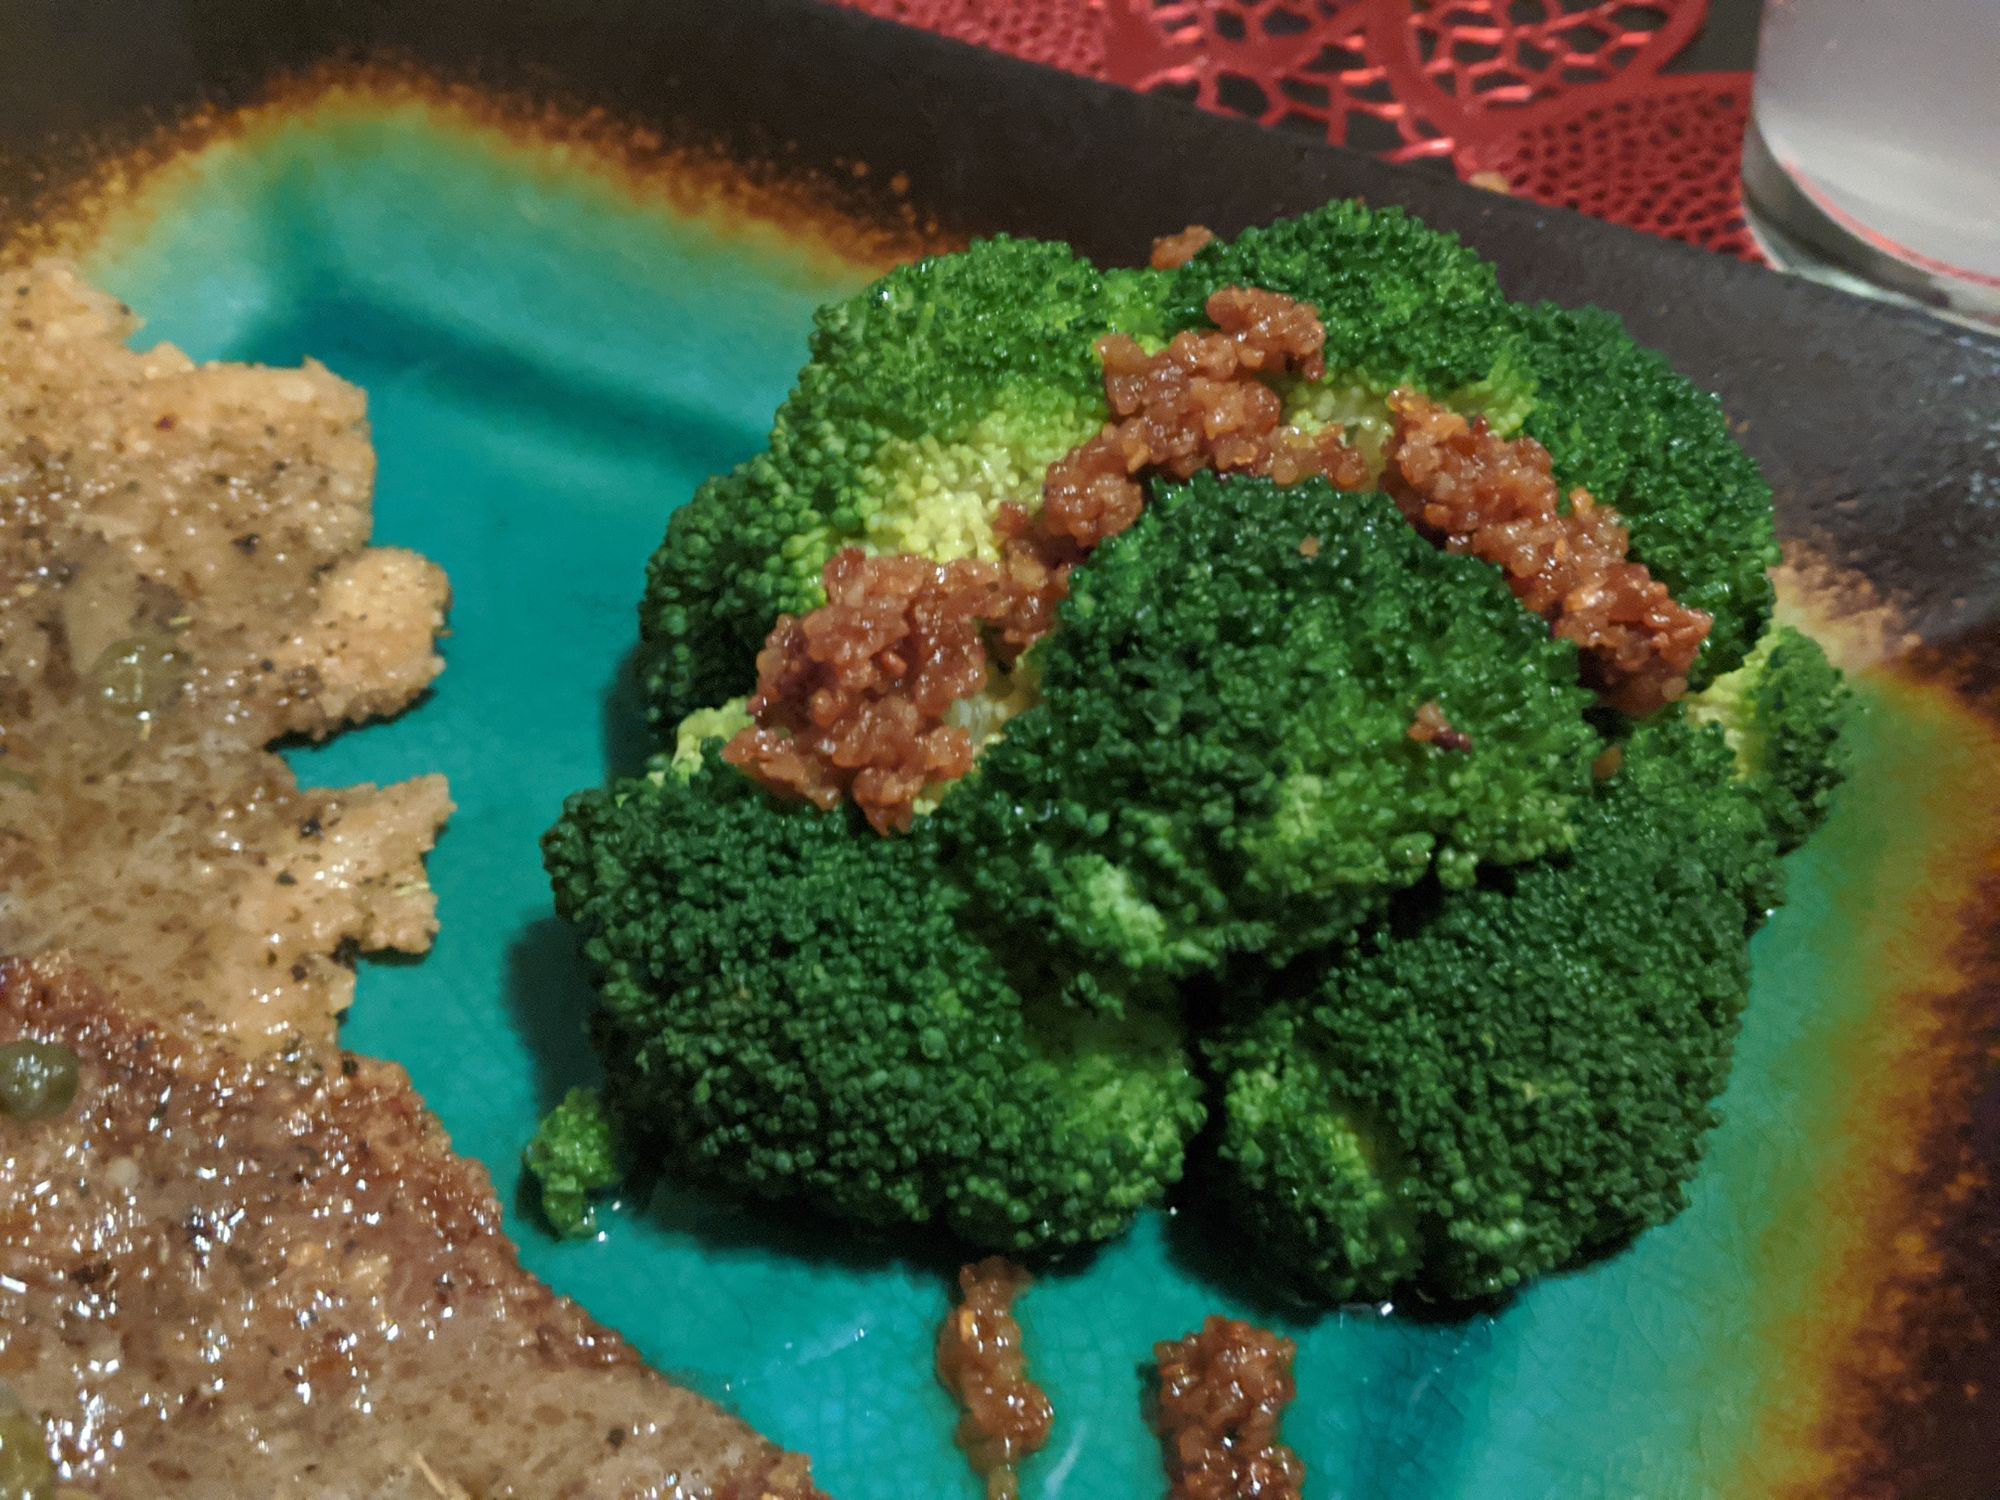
[1167,201,1777,686]
[1687,624,1851,852]
[1207,715,1783,1304]
[543,760,1205,1254]
[639,236,1162,725]
[525,1086,620,1238]
[937,475,1600,982]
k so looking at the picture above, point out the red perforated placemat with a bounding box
[833,0,1761,261]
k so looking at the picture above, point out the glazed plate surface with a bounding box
[3,3,1997,1495]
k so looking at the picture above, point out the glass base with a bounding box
[1742,122,2000,332]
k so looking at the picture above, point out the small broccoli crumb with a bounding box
[670,699,752,780]
[526,1087,620,1238]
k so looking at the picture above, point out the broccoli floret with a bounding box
[1206,716,1783,1304]
[543,760,1205,1253]
[638,236,1162,725]
[1166,202,1777,686]
[1686,624,1852,852]
[1163,200,1518,400]
[525,1087,620,1238]
[937,476,1599,981]
[1504,302,1778,685]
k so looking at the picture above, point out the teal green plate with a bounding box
[11,30,1999,1499]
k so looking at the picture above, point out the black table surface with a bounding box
[1671,0,1764,75]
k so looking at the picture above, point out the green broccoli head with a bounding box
[1687,623,1852,853]
[638,235,1162,725]
[525,1086,621,1238]
[1207,715,1782,1305]
[542,758,1205,1254]
[937,475,1600,981]
[1166,202,1778,686]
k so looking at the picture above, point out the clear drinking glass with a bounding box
[1742,0,2000,326]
